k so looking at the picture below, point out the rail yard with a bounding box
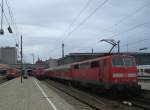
[0,53,150,110]
[0,0,150,110]
[0,72,150,110]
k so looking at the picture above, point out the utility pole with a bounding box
[117,40,120,53]
[92,48,93,54]
[31,53,35,64]
[127,44,128,53]
[62,43,64,58]
[0,0,4,35]
[20,35,23,83]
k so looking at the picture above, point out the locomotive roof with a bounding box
[46,64,70,71]
[71,54,134,65]
[46,54,134,70]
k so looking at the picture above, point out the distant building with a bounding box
[48,59,58,68]
[58,53,105,65]
[0,47,17,64]
[35,58,58,68]
[35,59,44,65]
[58,52,150,65]
[35,58,49,68]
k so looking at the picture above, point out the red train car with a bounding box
[33,68,45,80]
[6,68,19,79]
[45,54,141,92]
[45,65,71,81]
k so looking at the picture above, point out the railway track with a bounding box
[113,89,150,110]
[141,89,150,95]
[43,79,142,110]
[128,97,150,110]
[44,80,110,110]
[131,90,150,109]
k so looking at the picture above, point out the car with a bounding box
[23,71,28,79]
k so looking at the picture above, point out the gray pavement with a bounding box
[0,77,76,110]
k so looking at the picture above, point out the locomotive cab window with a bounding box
[124,58,136,66]
[91,61,99,68]
[112,57,123,66]
[112,57,136,67]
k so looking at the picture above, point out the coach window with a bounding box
[91,61,99,68]
[74,64,79,69]
[80,63,89,69]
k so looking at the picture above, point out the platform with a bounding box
[0,77,76,110]
[138,82,150,90]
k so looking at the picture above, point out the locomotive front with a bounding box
[110,55,141,91]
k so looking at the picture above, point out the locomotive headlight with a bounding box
[112,73,124,78]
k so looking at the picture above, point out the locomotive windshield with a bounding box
[112,57,135,67]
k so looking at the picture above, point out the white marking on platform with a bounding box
[33,79,58,110]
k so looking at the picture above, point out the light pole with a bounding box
[138,47,148,65]
[62,43,64,58]
[20,35,23,83]
[0,0,4,35]
[117,40,120,53]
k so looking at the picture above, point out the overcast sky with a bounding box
[1,0,150,63]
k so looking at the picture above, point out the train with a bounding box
[32,68,46,80]
[6,68,19,79]
[45,54,141,93]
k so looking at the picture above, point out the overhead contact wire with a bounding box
[62,0,109,42]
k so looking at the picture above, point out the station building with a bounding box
[58,52,150,66]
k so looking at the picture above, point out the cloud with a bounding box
[2,0,149,63]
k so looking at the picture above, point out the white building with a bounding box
[0,47,17,64]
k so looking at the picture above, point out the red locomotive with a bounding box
[6,68,19,79]
[33,68,45,80]
[45,54,141,92]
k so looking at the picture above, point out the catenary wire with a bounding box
[68,0,92,29]
[4,0,20,45]
[61,0,92,42]
[62,0,109,42]
[0,1,19,46]
[95,1,150,38]
[0,1,18,46]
